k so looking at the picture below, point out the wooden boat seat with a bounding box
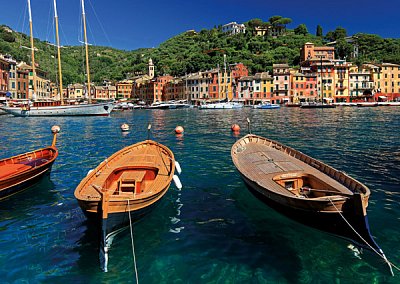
[0,163,32,179]
[117,171,146,195]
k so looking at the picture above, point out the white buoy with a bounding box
[120,123,130,132]
[173,175,182,190]
[175,161,182,174]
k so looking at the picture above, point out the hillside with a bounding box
[1,20,400,85]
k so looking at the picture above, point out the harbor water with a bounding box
[0,107,399,283]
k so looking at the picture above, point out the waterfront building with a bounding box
[253,72,274,104]
[290,71,313,103]
[208,69,220,100]
[0,56,10,98]
[378,63,400,100]
[237,75,254,105]
[186,72,211,104]
[333,60,352,103]
[307,60,335,103]
[116,79,134,99]
[164,77,187,102]
[273,64,291,103]
[300,42,335,62]
[349,71,374,101]
[135,75,173,104]
[94,85,116,100]
[16,67,29,99]
[17,62,51,100]
[221,22,246,35]
[3,55,17,98]
[67,83,85,100]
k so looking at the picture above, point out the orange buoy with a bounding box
[231,124,240,132]
[175,126,184,134]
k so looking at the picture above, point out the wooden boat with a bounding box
[231,133,393,274]
[0,126,60,200]
[74,132,181,272]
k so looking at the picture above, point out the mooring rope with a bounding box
[127,199,139,284]
[328,198,398,275]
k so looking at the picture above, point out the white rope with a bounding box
[328,198,398,275]
[127,199,139,284]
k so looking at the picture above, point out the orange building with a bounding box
[301,42,335,62]
[116,80,133,99]
[0,56,10,97]
[135,75,173,104]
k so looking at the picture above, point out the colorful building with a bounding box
[300,42,335,62]
[333,60,352,102]
[273,64,290,103]
[0,56,10,98]
[116,79,133,99]
[253,72,273,103]
[222,22,246,35]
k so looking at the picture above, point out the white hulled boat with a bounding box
[1,0,114,117]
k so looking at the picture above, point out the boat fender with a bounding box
[173,175,182,189]
[87,169,94,176]
[175,161,182,174]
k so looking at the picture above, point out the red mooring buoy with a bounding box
[175,126,184,134]
[231,124,240,132]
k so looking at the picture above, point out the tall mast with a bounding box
[224,54,227,100]
[217,64,220,100]
[27,0,37,98]
[81,0,91,103]
[53,0,63,104]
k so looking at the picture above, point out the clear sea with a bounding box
[0,106,399,283]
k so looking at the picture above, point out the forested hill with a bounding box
[0,18,399,85]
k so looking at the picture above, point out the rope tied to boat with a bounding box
[127,199,139,284]
[328,198,398,276]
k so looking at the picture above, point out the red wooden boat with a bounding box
[0,126,60,200]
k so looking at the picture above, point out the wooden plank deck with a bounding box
[235,141,353,197]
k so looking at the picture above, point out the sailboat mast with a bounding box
[27,0,37,98]
[53,0,63,104]
[224,54,227,100]
[81,0,91,103]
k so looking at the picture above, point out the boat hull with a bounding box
[0,102,114,117]
[199,102,243,109]
[240,173,381,252]
[0,163,54,200]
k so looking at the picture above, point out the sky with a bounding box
[0,0,399,51]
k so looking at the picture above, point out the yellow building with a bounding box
[379,63,400,95]
[333,60,352,102]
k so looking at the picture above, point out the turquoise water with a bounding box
[0,107,399,283]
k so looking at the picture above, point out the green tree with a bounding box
[316,25,323,37]
[294,24,308,35]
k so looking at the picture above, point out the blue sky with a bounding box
[1,0,399,51]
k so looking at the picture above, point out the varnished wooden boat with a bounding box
[0,126,60,200]
[74,137,181,272]
[232,133,392,273]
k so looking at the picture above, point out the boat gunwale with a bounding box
[0,146,58,181]
[74,140,175,201]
